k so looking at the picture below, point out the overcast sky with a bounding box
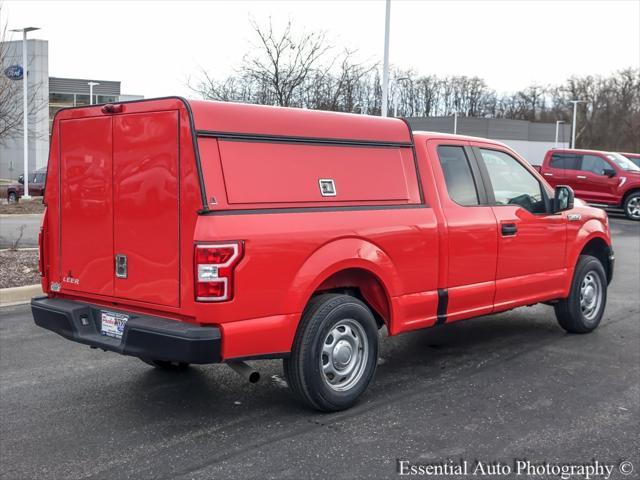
[3,0,639,98]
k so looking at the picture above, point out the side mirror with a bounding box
[17,174,24,185]
[603,168,616,177]
[553,185,574,213]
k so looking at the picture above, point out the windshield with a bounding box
[621,154,640,168]
[606,152,640,172]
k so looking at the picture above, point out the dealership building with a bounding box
[0,38,142,180]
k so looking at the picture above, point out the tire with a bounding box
[8,192,17,203]
[140,358,190,370]
[283,294,379,412]
[554,255,607,333]
[623,191,640,221]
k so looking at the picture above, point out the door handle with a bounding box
[577,175,587,179]
[543,173,553,176]
[501,223,518,236]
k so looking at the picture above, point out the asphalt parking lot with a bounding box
[1,216,638,480]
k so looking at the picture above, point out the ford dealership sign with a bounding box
[4,65,24,80]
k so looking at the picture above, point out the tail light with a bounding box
[194,242,243,302]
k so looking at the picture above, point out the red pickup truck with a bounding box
[32,98,614,411]
[539,148,640,220]
[5,168,47,202]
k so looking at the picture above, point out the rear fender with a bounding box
[287,238,400,322]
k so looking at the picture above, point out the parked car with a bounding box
[619,152,640,168]
[539,148,640,220]
[6,168,47,202]
[32,98,614,411]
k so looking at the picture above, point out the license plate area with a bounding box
[100,310,129,339]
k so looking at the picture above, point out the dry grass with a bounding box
[0,198,45,214]
[0,249,40,288]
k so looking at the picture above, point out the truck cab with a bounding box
[32,98,614,411]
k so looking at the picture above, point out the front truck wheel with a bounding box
[554,255,607,333]
[623,191,640,221]
[284,294,379,412]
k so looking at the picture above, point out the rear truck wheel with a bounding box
[8,192,17,203]
[283,294,379,412]
[140,358,190,370]
[623,191,640,220]
[554,255,607,333]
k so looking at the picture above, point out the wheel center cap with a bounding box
[333,341,352,367]
[584,286,595,303]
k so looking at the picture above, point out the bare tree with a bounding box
[0,5,22,143]
[189,18,639,152]
[189,18,376,112]
[247,19,330,107]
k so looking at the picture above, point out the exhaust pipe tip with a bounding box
[227,361,260,383]
[248,371,260,384]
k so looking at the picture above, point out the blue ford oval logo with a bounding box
[4,65,24,80]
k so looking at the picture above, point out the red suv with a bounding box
[540,148,640,220]
[31,98,614,411]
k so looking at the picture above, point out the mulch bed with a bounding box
[0,198,46,215]
[0,249,40,289]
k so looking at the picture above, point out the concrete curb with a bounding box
[0,213,43,218]
[0,284,43,307]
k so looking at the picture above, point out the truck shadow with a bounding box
[115,306,568,422]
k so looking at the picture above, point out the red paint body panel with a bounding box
[425,139,498,319]
[188,100,411,143]
[41,98,613,362]
[59,116,114,296]
[218,141,419,204]
[220,314,299,359]
[113,111,180,307]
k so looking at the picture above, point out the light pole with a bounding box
[569,100,584,149]
[381,0,391,117]
[10,26,40,199]
[555,120,565,147]
[88,81,100,105]
[453,111,458,134]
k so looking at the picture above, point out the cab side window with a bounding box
[550,153,578,169]
[580,155,611,175]
[480,149,546,214]
[436,146,480,206]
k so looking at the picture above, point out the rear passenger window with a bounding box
[436,146,479,206]
[550,153,578,169]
